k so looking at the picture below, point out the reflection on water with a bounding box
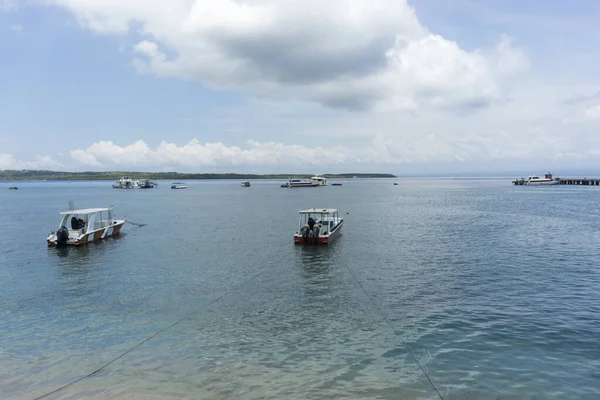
[294,245,339,300]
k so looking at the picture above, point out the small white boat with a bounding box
[171,182,188,189]
[241,181,251,187]
[294,208,344,245]
[524,173,558,186]
[47,205,124,247]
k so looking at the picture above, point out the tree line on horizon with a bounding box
[0,170,397,181]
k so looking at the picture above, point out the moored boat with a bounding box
[241,181,251,187]
[310,175,327,186]
[112,176,138,189]
[137,179,157,188]
[294,208,344,245]
[524,173,558,186]
[112,177,157,188]
[281,178,320,188]
[47,205,124,247]
[171,182,188,189]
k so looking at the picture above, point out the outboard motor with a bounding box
[312,225,320,244]
[56,226,69,246]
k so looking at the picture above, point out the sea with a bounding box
[1,178,600,399]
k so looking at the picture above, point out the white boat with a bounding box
[112,177,156,189]
[47,205,124,247]
[294,208,344,245]
[171,182,188,189]
[112,176,139,189]
[524,173,558,186]
[310,175,327,186]
[241,181,251,187]
[281,178,320,188]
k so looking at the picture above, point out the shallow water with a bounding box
[1,178,600,399]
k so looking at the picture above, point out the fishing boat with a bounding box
[171,182,188,189]
[241,181,251,187]
[281,178,320,188]
[294,208,344,245]
[47,205,124,247]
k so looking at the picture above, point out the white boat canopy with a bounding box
[298,208,338,214]
[60,208,111,215]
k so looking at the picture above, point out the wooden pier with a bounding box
[556,178,600,185]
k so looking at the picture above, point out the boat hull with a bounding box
[294,220,343,245]
[47,221,124,246]
[525,181,558,186]
[284,183,320,188]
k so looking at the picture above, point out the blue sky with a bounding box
[1,0,600,173]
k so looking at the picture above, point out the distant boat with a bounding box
[393,183,399,185]
[310,175,327,186]
[331,183,342,186]
[112,177,156,189]
[524,173,558,186]
[137,179,157,189]
[8,186,18,190]
[112,176,137,189]
[241,181,251,187]
[281,178,320,188]
[171,182,188,189]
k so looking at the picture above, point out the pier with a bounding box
[556,178,600,185]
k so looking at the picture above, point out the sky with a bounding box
[1,0,600,174]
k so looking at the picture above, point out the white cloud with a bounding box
[0,153,63,170]
[38,0,528,112]
[64,129,600,171]
[70,139,361,168]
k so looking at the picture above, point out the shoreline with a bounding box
[0,170,396,181]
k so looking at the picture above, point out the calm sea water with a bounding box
[1,178,600,399]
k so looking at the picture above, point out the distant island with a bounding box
[0,170,397,181]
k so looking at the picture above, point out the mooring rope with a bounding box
[342,264,445,400]
[124,219,147,227]
[34,269,265,399]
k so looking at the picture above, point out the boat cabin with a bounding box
[294,208,344,245]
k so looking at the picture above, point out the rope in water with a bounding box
[34,257,443,399]
[34,270,265,399]
[342,263,445,400]
[124,219,147,227]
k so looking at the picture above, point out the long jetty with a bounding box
[556,177,600,185]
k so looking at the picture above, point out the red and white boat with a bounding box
[294,208,344,245]
[47,205,124,247]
